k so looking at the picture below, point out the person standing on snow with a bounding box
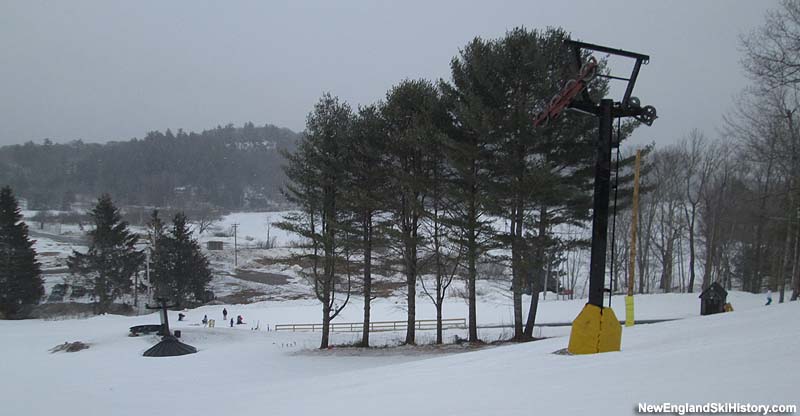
[766,290,773,306]
[223,308,228,320]
[230,318,234,327]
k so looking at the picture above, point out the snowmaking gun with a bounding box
[533,40,657,354]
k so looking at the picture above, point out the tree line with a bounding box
[0,123,298,210]
[66,195,213,313]
[607,0,800,302]
[0,187,212,318]
[278,27,643,348]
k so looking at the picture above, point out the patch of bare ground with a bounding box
[487,336,548,346]
[296,341,492,357]
[31,302,135,320]
[50,341,90,353]
[216,289,269,304]
[371,280,405,297]
[254,255,316,269]
[232,269,290,285]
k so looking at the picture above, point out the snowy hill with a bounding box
[2,293,797,416]
[263,303,799,416]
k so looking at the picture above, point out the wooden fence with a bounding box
[274,318,466,333]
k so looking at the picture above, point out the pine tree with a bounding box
[147,209,172,301]
[172,213,212,305]
[340,105,390,347]
[67,194,144,314]
[383,79,449,345]
[0,186,43,318]
[418,110,461,345]
[277,93,354,349]
[449,27,615,339]
[441,38,505,342]
[148,211,212,307]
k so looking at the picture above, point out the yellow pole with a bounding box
[626,150,641,327]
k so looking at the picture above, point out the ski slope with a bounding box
[1,292,797,416]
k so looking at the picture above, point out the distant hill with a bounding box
[0,122,300,210]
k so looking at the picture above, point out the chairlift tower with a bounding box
[534,40,657,354]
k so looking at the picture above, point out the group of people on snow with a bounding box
[198,308,245,327]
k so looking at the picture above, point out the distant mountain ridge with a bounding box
[0,122,300,210]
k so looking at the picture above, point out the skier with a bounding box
[223,308,228,321]
[230,318,234,327]
[178,313,185,321]
[766,290,773,306]
[202,315,208,326]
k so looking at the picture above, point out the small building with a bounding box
[699,282,728,316]
[207,241,224,251]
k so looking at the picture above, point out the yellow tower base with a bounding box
[567,303,622,354]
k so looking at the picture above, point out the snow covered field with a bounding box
[11,211,798,415]
[2,292,797,416]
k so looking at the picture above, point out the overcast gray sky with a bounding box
[0,0,777,147]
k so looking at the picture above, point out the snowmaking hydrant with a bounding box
[534,40,656,354]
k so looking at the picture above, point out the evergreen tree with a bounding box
[172,213,212,305]
[418,108,461,345]
[148,211,212,307]
[441,37,504,342]
[277,94,354,349]
[340,105,391,347]
[67,194,144,314]
[146,209,172,301]
[383,79,449,345]
[0,186,43,318]
[468,27,613,339]
[0,123,299,210]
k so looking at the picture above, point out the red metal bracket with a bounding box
[533,57,598,127]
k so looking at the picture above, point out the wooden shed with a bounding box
[699,282,728,316]
[207,241,224,251]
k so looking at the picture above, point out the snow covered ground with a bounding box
[10,211,797,415]
[2,292,797,416]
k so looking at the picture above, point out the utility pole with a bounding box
[232,223,239,269]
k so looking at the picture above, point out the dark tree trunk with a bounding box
[405,214,418,345]
[662,238,674,293]
[466,182,479,342]
[524,294,540,339]
[320,299,331,349]
[435,290,443,345]
[779,209,793,303]
[702,213,716,292]
[511,205,524,340]
[467,231,478,342]
[524,206,547,338]
[687,211,696,293]
[320,179,336,349]
[361,214,372,347]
